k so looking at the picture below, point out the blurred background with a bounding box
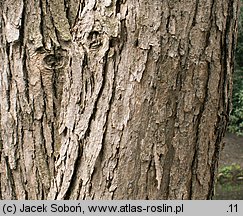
[213,1,243,200]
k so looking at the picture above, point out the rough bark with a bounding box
[0,0,239,199]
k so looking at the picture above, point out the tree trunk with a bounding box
[0,0,239,200]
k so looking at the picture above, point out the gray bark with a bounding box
[0,0,240,199]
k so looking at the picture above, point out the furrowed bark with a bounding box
[0,0,239,199]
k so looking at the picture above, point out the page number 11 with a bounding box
[228,204,238,213]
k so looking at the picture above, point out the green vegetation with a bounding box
[228,3,243,136]
[228,71,243,136]
[214,164,243,199]
[217,164,243,185]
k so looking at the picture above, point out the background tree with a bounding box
[0,0,240,199]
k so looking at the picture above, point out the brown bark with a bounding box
[0,0,240,199]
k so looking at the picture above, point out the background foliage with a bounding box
[228,2,243,136]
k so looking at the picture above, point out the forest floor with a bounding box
[219,133,243,168]
[214,132,243,200]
